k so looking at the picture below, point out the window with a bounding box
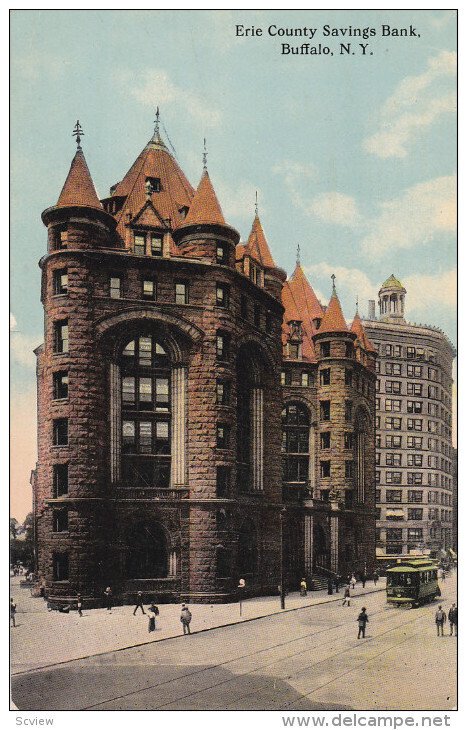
[175,281,188,304]
[416,348,425,360]
[142,279,156,300]
[345,401,353,422]
[376,471,380,484]
[254,305,261,328]
[345,368,353,386]
[375,490,381,502]
[385,417,401,430]
[301,372,309,387]
[385,363,402,375]
[385,344,393,357]
[385,381,401,394]
[320,400,330,421]
[54,320,69,354]
[407,418,422,431]
[216,379,230,406]
[110,276,122,299]
[320,368,331,386]
[386,472,402,484]
[344,432,353,450]
[320,460,331,478]
[216,243,227,264]
[407,383,423,396]
[53,371,69,400]
[282,403,310,483]
[407,365,423,378]
[288,343,300,359]
[146,176,161,192]
[57,227,68,249]
[407,454,423,467]
[387,529,402,541]
[266,312,273,334]
[134,234,146,255]
[345,460,353,479]
[386,435,402,448]
[280,371,286,386]
[216,332,229,360]
[407,401,422,414]
[53,510,68,532]
[407,346,415,359]
[216,466,230,497]
[53,419,68,446]
[408,508,423,520]
[216,283,229,308]
[53,553,69,581]
[407,436,423,449]
[385,399,401,412]
[53,269,68,295]
[386,453,402,466]
[321,342,330,357]
[408,472,423,485]
[393,345,402,358]
[53,464,68,497]
[217,424,229,449]
[345,342,354,358]
[427,455,438,468]
[408,490,423,503]
[408,528,423,541]
[386,543,403,554]
[386,489,402,502]
[428,474,439,487]
[151,235,163,256]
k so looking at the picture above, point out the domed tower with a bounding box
[36,125,117,604]
[378,274,406,321]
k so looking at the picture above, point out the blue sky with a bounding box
[10,9,457,518]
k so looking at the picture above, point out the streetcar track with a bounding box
[79,601,434,711]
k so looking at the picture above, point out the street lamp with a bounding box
[238,578,245,616]
[280,507,286,610]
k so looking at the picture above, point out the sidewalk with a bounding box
[10,576,386,675]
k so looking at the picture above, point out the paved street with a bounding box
[11,573,456,711]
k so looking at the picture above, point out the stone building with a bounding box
[363,276,456,560]
[33,123,376,606]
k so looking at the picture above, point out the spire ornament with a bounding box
[255,190,258,216]
[72,120,84,150]
[331,273,336,294]
[203,138,208,170]
[356,294,359,313]
[296,244,301,266]
[154,106,160,137]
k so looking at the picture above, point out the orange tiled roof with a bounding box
[244,215,277,268]
[112,138,194,243]
[57,149,103,209]
[351,312,376,352]
[281,264,325,363]
[318,292,349,334]
[179,169,226,227]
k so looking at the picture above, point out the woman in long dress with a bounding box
[148,602,159,632]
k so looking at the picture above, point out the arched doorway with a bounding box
[125,521,168,578]
[237,520,258,578]
[313,522,328,570]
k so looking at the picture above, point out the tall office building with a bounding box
[363,276,456,559]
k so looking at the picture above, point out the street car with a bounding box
[386,558,440,608]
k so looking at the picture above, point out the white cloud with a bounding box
[304,262,375,305]
[10,333,41,369]
[12,52,69,81]
[363,51,456,158]
[216,179,262,221]
[123,69,221,128]
[273,160,318,212]
[308,192,362,228]
[403,269,457,315]
[361,175,456,255]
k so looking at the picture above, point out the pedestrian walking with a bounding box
[342,584,351,607]
[10,598,17,627]
[148,602,159,632]
[180,604,192,635]
[373,571,379,586]
[133,591,146,615]
[334,575,340,593]
[361,574,366,588]
[357,607,369,638]
[351,573,357,590]
[77,593,83,617]
[448,603,457,636]
[435,605,447,636]
[300,578,307,597]
[327,578,334,595]
[103,586,113,612]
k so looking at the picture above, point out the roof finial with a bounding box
[296,244,301,266]
[72,120,84,150]
[154,106,160,137]
[255,190,258,216]
[356,294,359,313]
[331,273,336,294]
[203,137,208,170]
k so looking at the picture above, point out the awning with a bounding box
[386,509,404,517]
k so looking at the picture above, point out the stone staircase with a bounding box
[310,573,331,591]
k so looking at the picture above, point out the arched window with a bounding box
[282,402,310,483]
[355,407,370,503]
[126,521,168,578]
[120,335,171,488]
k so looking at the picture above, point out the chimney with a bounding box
[368,300,376,319]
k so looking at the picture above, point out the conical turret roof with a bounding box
[281,263,325,362]
[351,312,376,352]
[57,148,102,209]
[380,274,405,291]
[318,291,349,334]
[245,214,277,268]
[179,168,226,227]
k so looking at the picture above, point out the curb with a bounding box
[11,585,386,676]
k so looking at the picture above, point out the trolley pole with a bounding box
[280,508,286,610]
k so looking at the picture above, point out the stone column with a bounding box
[251,387,264,491]
[357,432,365,503]
[331,513,339,573]
[304,514,314,575]
[309,426,316,494]
[110,363,121,483]
[171,365,187,487]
